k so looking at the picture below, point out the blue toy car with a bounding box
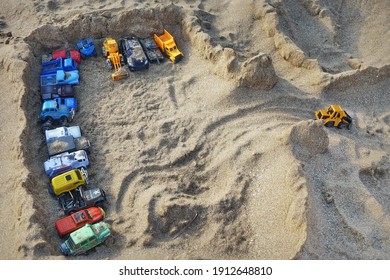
[42,58,78,75]
[40,99,74,123]
[41,70,79,86]
[77,38,97,59]
[55,97,78,112]
[120,37,149,71]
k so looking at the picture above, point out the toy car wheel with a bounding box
[60,116,68,125]
[95,201,105,209]
[66,209,76,215]
[93,49,97,57]
[101,46,106,57]
[47,186,55,197]
[105,59,113,69]
[41,121,55,134]
[80,53,86,60]
[325,121,334,127]
[45,116,54,123]
[337,122,349,129]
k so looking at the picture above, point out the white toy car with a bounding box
[44,150,89,178]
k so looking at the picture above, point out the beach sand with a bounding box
[1,0,390,259]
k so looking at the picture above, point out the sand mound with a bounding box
[287,120,329,161]
[238,53,278,90]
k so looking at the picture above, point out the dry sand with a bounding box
[1,0,390,260]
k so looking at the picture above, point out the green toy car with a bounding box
[59,222,111,256]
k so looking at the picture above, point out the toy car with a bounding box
[59,222,111,256]
[42,49,81,64]
[58,186,106,215]
[44,150,89,178]
[154,29,183,63]
[42,58,78,75]
[77,38,97,58]
[55,206,105,237]
[40,99,74,123]
[49,168,88,196]
[102,38,129,80]
[41,84,74,100]
[40,70,79,86]
[139,37,164,63]
[315,104,352,129]
[120,37,149,71]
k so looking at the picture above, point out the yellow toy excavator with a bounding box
[102,38,128,81]
[315,104,352,129]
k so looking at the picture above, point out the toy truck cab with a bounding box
[40,99,73,123]
[44,150,89,178]
[55,97,77,112]
[55,206,105,237]
[42,58,78,75]
[59,222,111,256]
[50,168,88,196]
[153,29,183,63]
[59,186,106,215]
[45,126,81,141]
[315,104,352,129]
[102,38,119,57]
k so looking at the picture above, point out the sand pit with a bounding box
[1,0,390,260]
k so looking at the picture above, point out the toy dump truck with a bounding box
[59,221,110,256]
[102,38,128,80]
[315,104,352,129]
[45,126,90,157]
[58,186,107,215]
[42,49,81,64]
[42,58,78,75]
[153,29,183,63]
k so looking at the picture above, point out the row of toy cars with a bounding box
[38,44,111,256]
[102,29,183,80]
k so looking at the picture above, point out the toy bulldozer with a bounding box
[315,104,352,129]
[102,38,128,81]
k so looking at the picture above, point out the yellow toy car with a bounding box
[50,168,88,196]
[154,29,183,63]
[315,104,352,129]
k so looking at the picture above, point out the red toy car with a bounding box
[55,206,105,237]
[42,49,81,64]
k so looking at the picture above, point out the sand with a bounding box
[1,0,390,260]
